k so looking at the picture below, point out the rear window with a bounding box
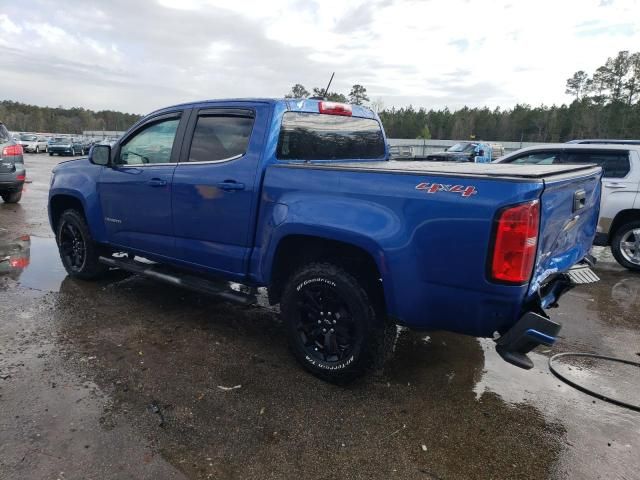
[277,112,385,161]
[562,151,630,178]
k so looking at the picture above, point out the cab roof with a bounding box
[148,98,377,119]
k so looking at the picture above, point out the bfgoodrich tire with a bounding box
[1,191,22,203]
[611,220,640,271]
[56,209,108,279]
[280,262,395,384]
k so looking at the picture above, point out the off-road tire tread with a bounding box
[281,262,395,384]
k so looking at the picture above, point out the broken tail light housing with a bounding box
[318,101,352,116]
[490,200,540,284]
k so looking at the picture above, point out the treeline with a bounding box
[379,101,640,141]
[0,100,141,134]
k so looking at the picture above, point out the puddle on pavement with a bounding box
[0,235,67,292]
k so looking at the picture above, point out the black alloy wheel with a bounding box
[59,221,86,272]
[295,280,360,364]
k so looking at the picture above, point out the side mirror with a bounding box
[89,144,111,166]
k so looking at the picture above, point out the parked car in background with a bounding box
[48,137,84,156]
[17,134,49,153]
[495,143,640,271]
[425,141,504,162]
[567,139,640,146]
[0,121,25,203]
[49,98,601,382]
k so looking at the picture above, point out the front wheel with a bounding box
[35,146,40,153]
[1,191,22,203]
[56,209,107,279]
[280,262,395,384]
[611,221,640,271]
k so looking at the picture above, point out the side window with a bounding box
[188,115,254,162]
[563,151,630,178]
[118,118,180,165]
[510,151,561,165]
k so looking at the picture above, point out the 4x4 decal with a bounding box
[415,182,478,197]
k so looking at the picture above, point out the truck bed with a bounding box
[275,160,600,180]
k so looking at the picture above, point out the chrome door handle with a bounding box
[604,183,625,189]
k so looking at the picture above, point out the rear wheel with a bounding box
[56,209,107,279]
[280,262,395,384]
[1,191,22,203]
[35,146,40,153]
[611,221,640,271]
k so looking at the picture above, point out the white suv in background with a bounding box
[495,144,640,271]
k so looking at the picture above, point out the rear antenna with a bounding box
[322,72,335,99]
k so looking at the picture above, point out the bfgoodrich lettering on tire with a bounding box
[280,262,395,383]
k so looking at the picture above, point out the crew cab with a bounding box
[48,98,601,383]
[495,144,640,271]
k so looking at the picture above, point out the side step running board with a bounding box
[99,256,257,306]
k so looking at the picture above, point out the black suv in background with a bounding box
[0,121,25,203]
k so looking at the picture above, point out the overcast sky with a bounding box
[1,0,639,115]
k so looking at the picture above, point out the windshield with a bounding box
[448,142,477,153]
[50,137,68,144]
[20,134,37,141]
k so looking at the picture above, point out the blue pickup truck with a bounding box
[48,98,602,383]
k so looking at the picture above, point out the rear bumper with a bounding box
[495,312,560,369]
[495,259,599,369]
[0,180,24,192]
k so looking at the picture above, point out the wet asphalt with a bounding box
[0,155,638,480]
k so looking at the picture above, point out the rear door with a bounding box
[560,149,639,235]
[97,110,189,257]
[171,104,269,278]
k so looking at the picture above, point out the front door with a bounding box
[97,112,186,258]
[171,104,268,278]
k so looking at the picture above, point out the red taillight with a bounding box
[16,174,25,181]
[318,101,352,116]
[2,144,23,156]
[490,200,540,284]
[10,257,29,269]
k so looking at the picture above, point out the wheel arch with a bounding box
[608,209,640,244]
[266,233,391,316]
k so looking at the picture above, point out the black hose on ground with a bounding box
[548,352,640,413]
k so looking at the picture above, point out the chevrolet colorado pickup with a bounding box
[48,98,601,383]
